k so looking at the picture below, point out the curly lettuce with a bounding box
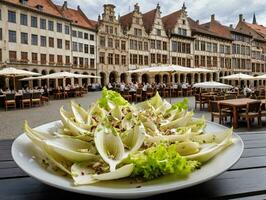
[126,144,200,180]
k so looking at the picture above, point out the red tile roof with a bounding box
[162,10,182,32]
[201,20,232,40]
[57,5,97,30]
[119,12,134,30]
[142,9,157,34]
[244,22,266,38]
[4,0,63,18]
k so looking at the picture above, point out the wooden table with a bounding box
[218,98,260,129]
[2,132,266,200]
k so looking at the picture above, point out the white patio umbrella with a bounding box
[193,81,233,89]
[128,65,215,103]
[0,67,40,90]
[220,73,253,80]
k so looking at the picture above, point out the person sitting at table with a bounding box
[182,82,188,89]
[107,82,113,89]
[142,83,148,92]
[120,82,125,92]
[243,85,252,96]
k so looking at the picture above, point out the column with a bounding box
[78,78,82,87]
[203,74,207,82]
[55,79,58,88]
[184,73,187,83]
[38,79,41,87]
[5,78,9,89]
[71,78,74,86]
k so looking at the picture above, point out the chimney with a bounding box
[134,3,140,12]
[196,20,199,24]
[239,14,243,22]
[62,1,67,9]
[211,14,215,21]
[230,24,233,28]
[77,5,81,11]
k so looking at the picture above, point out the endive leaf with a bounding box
[71,101,87,124]
[71,161,98,185]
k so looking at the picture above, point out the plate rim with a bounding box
[11,120,244,198]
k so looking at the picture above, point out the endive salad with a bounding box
[24,87,234,185]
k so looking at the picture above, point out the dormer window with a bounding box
[19,0,28,5]
[36,5,43,11]
[182,19,186,25]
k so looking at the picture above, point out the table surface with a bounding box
[2,132,266,200]
[218,98,260,107]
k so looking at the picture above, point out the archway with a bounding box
[206,73,211,82]
[120,73,127,83]
[194,73,199,83]
[180,74,184,83]
[100,72,106,86]
[163,74,169,83]
[155,74,161,84]
[109,71,118,83]
[174,74,178,83]
[213,73,217,81]
[200,73,204,82]
[187,73,192,84]
[142,74,149,84]
[131,73,138,83]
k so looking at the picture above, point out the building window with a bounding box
[21,52,28,62]
[0,28,2,40]
[72,42,78,51]
[20,14,27,26]
[65,56,70,64]
[65,25,70,34]
[187,59,191,67]
[144,56,148,65]
[163,42,167,50]
[157,29,161,36]
[90,45,95,54]
[172,57,176,65]
[195,40,199,51]
[79,43,83,52]
[57,55,63,64]
[32,53,38,64]
[144,42,148,51]
[40,18,46,29]
[108,53,113,64]
[57,23,62,32]
[115,40,120,49]
[156,40,161,50]
[186,43,191,54]
[151,54,156,64]
[100,36,105,47]
[115,54,120,65]
[121,41,126,50]
[8,11,16,23]
[157,54,161,63]
[48,20,54,31]
[121,55,126,65]
[0,9,1,20]
[200,56,205,66]
[207,56,212,67]
[182,58,186,66]
[48,37,54,47]
[41,54,46,64]
[195,55,199,66]
[108,38,113,48]
[213,43,217,53]
[57,39,62,49]
[220,44,224,53]
[99,53,105,64]
[9,30,16,43]
[207,42,212,52]
[21,32,28,44]
[90,59,95,68]
[172,41,177,52]
[84,44,89,54]
[9,51,17,62]
[72,30,77,37]
[65,40,70,50]
[90,34,94,41]
[162,55,167,64]
[73,57,78,66]
[49,54,55,64]
[133,54,138,64]
[84,33,88,39]
[139,55,143,65]
[40,36,47,47]
[151,40,155,49]
[213,57,217,67]
[200,41,205,51]
[31,34,38,45]
[31,16,37,27]
[78,31,83,38]
[138,41,143,50]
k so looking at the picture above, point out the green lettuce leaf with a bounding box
[167,98,189,113]
[126,143,200,180]
[98,87,129,110]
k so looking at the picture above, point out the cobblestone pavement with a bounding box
[0,92,265,139]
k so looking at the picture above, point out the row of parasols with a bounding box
[0,67,101,90]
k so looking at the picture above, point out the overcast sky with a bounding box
[53,0,266,27]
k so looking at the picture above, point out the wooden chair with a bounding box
[32,92,41,107]
[21,93,31,108]
[54,89,62,99]
[225,95,237,100]
[135,89,142,102]
[62,89,68,99]
[161,88,169,98]
[5,93,16,111]
[210,101,231,124]
[122,90,132,102]
[146,88,154,99]
[239,101,262,129]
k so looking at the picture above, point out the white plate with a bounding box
[12,120,244,199]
